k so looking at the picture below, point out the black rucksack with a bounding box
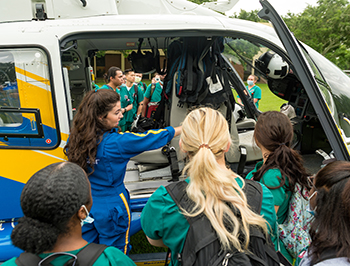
[15,243,107,266]
[165,179,280,266]
[128,38,161,74]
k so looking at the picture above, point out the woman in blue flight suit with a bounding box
[65,89,181,254]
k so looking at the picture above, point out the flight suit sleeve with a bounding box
[115,126,175,159]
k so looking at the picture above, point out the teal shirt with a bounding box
[98,84,120,94]
[120,84,144,125]
[1,245,136,266]
[247,85,262,108]
[136,82,147,93]
[141,177,277,266]
[119,86,133,130]
[246,160,293,263]
[144,83,162,103]
[237,85,262,108]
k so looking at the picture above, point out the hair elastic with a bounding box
[199,144,211,150]
[279,143,286,146]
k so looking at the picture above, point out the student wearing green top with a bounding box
[120,69,144,131]
[99,66,124,93]
[246,111,311,264]
[134,73,147,93]
[142,73,163,117]
[1,162,135,266]
[141,107,277,266]
[237,74,262,109]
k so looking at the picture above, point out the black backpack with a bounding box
[15,243,107,266]
[165,179,280,266]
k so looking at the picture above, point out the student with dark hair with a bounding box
[134,72,147,93]
[1,162,136,266]
[100,66,124,92]
[246,111,310,263]
[299,161,350,266]
[100,66,133,131]
[120,69,144,131]
[65,89,181,254]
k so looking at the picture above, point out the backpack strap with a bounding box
[311,248,338,265]
[134,84,139,104]
[150,83,156,102]
[242,179,263,214]
[165,181,188,210]
[74,243,108,266]
[165,181,201,224]
[16,252,44,266]
[15,243,107,266]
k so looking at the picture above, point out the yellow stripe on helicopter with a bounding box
[0,149,65,184]
[15,66,54,125]
[15,67,50,86]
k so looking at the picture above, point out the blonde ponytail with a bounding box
[180,107,267,251]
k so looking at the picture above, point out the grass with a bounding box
[257,83,287,112]
[233,83,287,112]
[130,231,167,254]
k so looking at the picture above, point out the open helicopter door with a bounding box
[257,0,350,161]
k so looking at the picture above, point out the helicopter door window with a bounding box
[0,48,58,149]
[223,37,288,112]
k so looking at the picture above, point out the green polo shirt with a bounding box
[144,83,162,103]
[120,84,144,127]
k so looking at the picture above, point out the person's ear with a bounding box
[179,139,186,153]
[77,206,87,221]
[224,142,231,153]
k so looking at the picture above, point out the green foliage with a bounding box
[95,51,105,58]
[120,50,133,58]
[225,0,350,70]
[188,0,211,4]
[223,38,261,69]
[230,9,268,23]
[283,0,350,69]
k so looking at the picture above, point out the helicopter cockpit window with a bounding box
[0,48,58,149]
[223,37,287,112]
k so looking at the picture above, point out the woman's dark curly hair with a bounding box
[11,162,91,254]
[308,160,350,264]
[252,111,310,193]
[64,89,120,174]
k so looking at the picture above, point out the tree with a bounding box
[283,0,350,69]
[188,0,350,69]
[230,9,268,23]
[188,0,211,4]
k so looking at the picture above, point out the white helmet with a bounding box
[255,51,289,79]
